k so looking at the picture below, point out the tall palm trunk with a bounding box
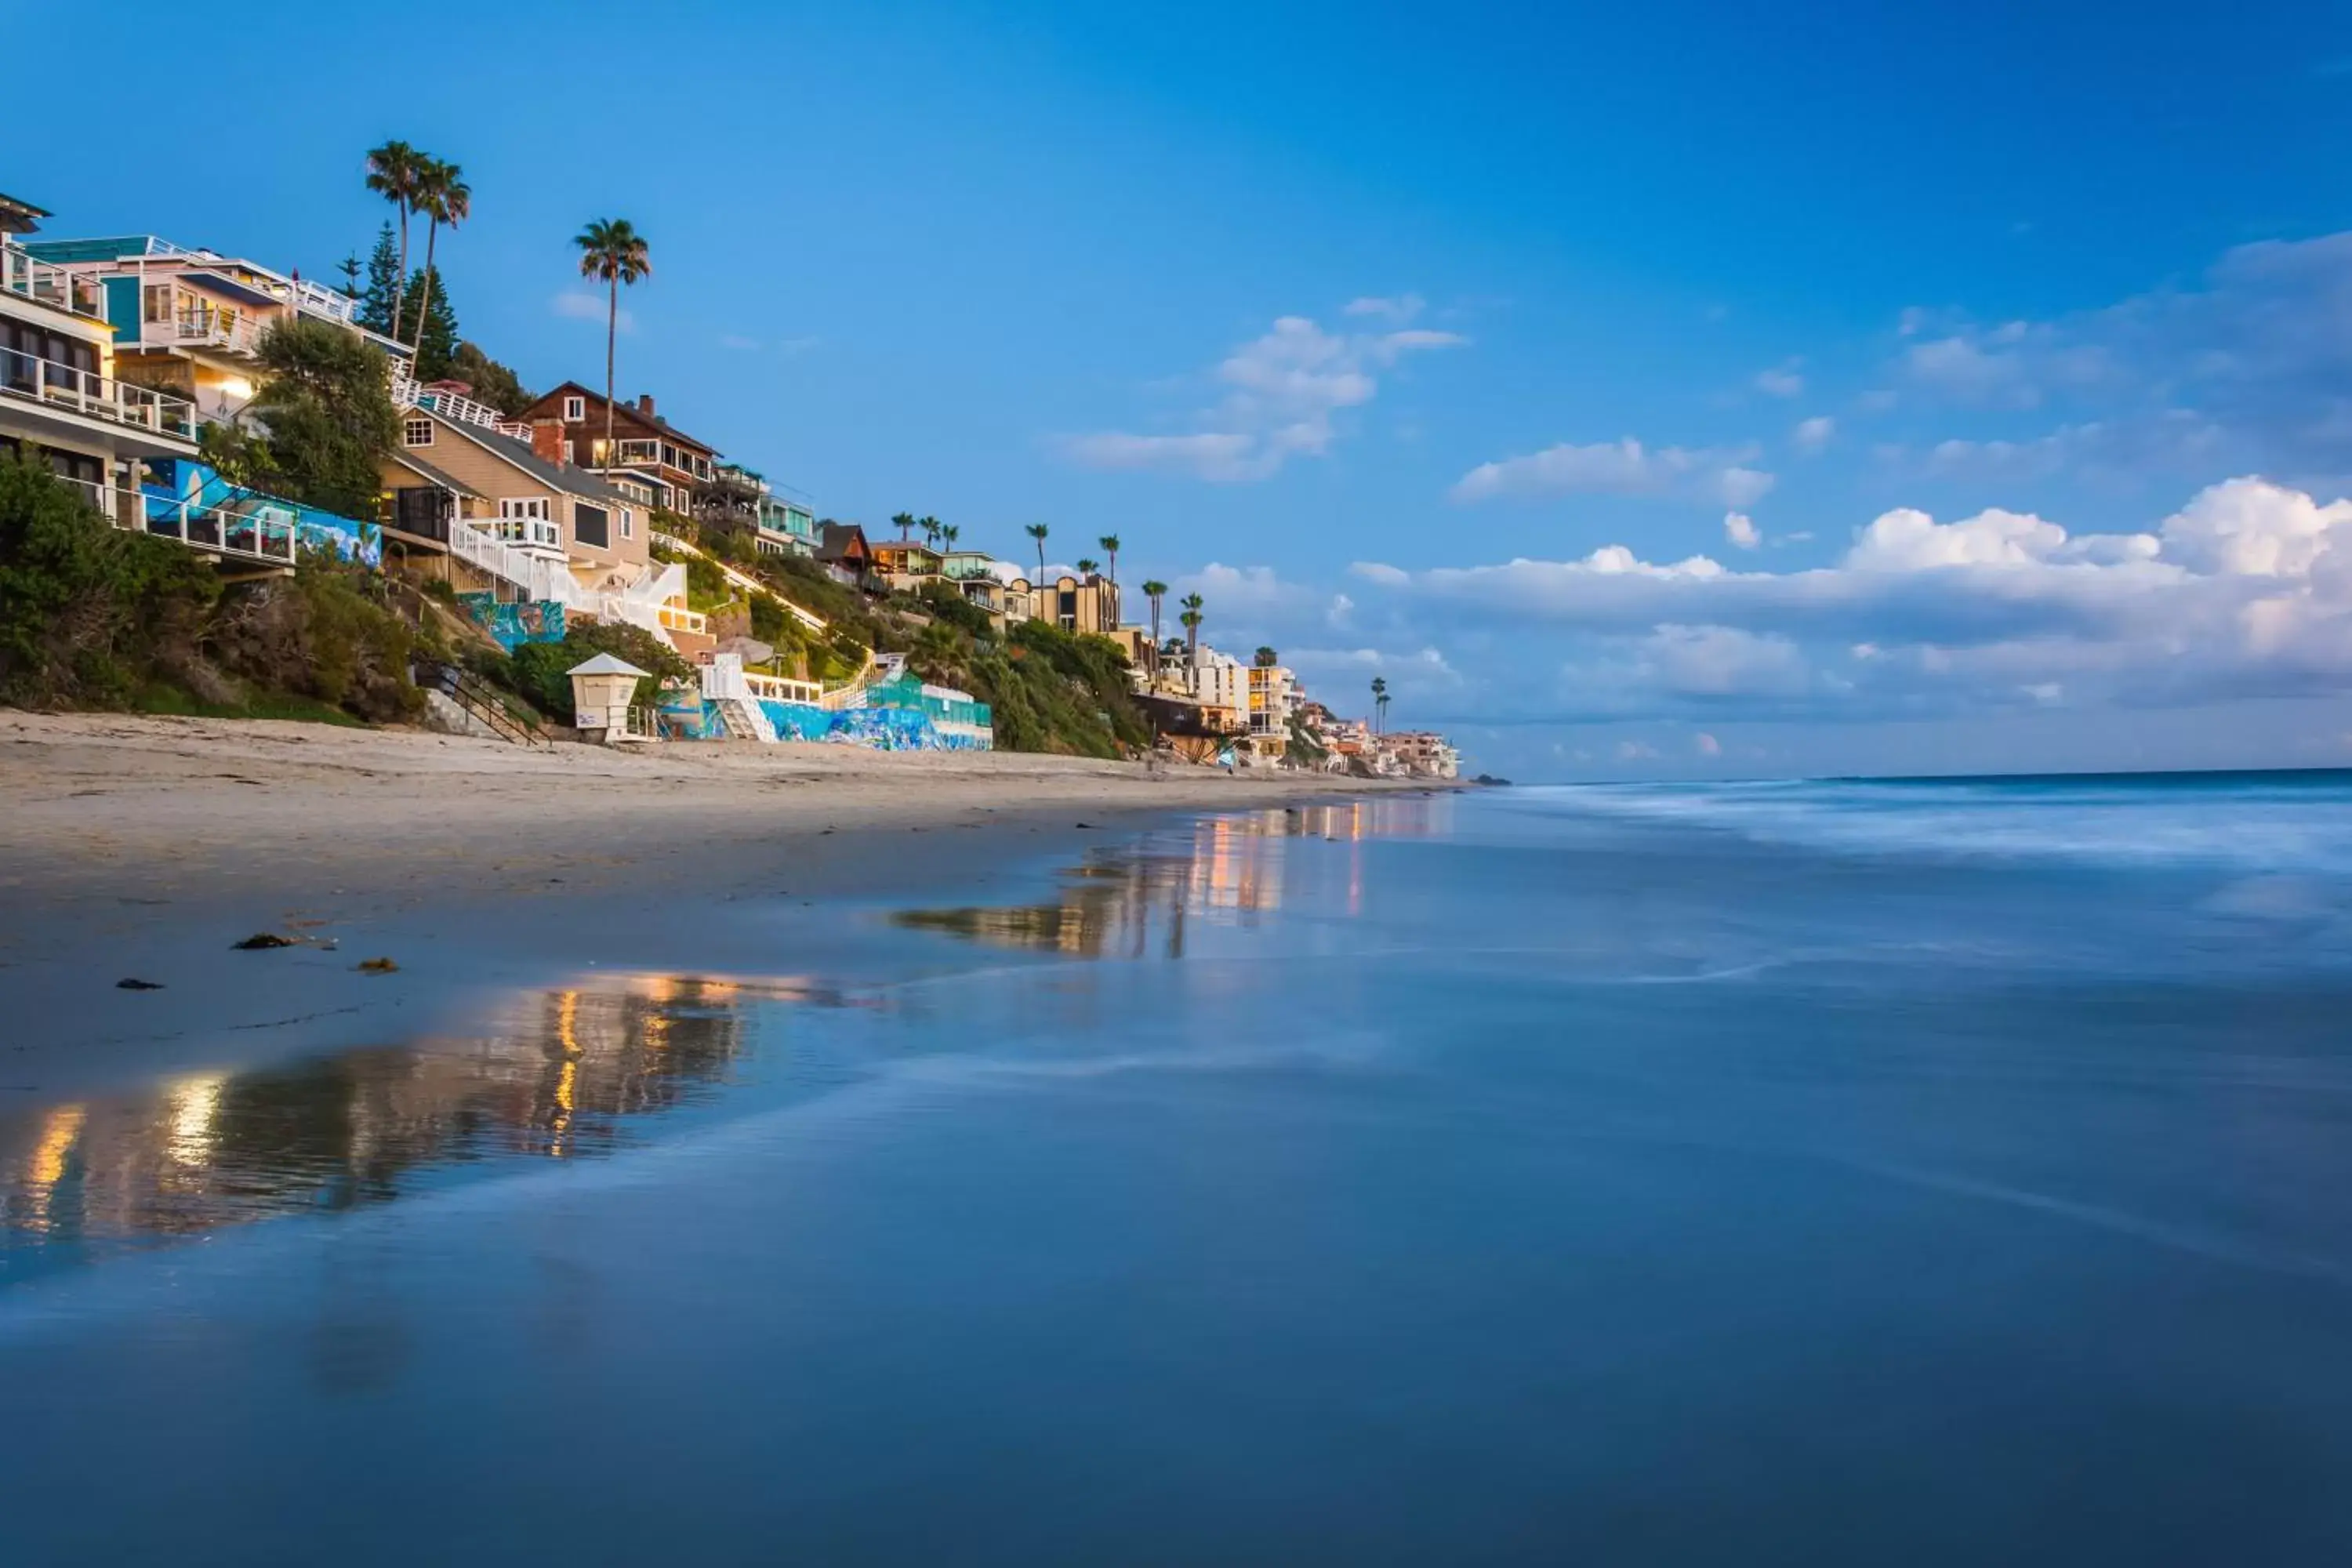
[408,217,441,358]
[604,273,619,485]
[390,205,412,340]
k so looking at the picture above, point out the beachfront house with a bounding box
[520,384,718,518]
[871,539,942,591]
[14,232,412,426]
[1247,660,1297,758]
[816,521,877,589]
[376,401,709,655]
[0,195,229,557]
[755,489,817,557]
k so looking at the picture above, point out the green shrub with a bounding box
[0,452,220,708]
[209,558,423,724]
[503,620,694,724]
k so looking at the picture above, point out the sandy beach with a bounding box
[0,712,1429,1098]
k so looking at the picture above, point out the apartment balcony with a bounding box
[0,350,199,456]
[142,306,268,358]
[0,248,104,321]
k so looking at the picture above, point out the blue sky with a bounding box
[21,1,2352,778]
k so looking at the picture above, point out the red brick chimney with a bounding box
[637,394,655,418]
[531,419,566,466]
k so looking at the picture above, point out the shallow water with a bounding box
[6,780,2352,1565]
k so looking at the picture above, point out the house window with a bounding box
[402,417,434,447]
[562,394,586,422]
[498,496,550,521]
[620,508,633,539]
[143,285,172,325]
[575,503,610,550]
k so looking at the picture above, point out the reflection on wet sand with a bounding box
[895,796,1451,957]
[0,976,775,1265]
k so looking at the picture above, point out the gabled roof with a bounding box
[818,521,869,558]
[417,407,631,506]
[530,381,720,456]
[385,446,483,499]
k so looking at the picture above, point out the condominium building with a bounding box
[15,232,412,424]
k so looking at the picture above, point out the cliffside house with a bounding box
[816,521,877,589]
[517,384,718,518]
[0,198,246,560]
[14,233,412,426]
[376,405,707,651]
[755,488,818,557]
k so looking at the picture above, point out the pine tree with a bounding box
[406,266,460,380]
[358,223,399,336]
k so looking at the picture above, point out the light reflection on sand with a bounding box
[893,795,1450,956]
[0,975,793,1261]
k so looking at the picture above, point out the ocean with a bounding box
[6,774,2352,1564]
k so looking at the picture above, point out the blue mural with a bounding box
[750,697,992,752]
[139,460,382,569]
[457,592,567,652]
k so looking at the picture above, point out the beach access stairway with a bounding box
[650,529,830,635]
[411,658,550,747]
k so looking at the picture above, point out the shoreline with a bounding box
[0,710,1441,1099]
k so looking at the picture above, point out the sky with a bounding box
[17,0,2352,779]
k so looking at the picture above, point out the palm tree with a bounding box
[920,515,942,550]
[1370,676,1389,734]
[1180,592,1204,664]
[364,140,427,339]
[1142,579,1168,646]
[1098,534,1120,586]
[1025,523,1050,581]
[408,159,472,360]
[574,219,652,481]
[891,511,916,541]
[1076,557,1099,578]
[1254,646,1278,667]
[939,523,960,552]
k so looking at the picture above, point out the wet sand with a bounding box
[0,712,1427,1098]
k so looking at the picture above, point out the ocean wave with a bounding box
[1509,771,2352,877]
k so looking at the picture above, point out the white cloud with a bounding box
[1793,416,1835,454]
[1755,362,1806,399]
[1062,311,1465,482]
[1342,293,1425,322]
[552,291,633,332]
[1335,478,2352,724]
[1694,731,1722,757]
[1452,437,1776,509]
[1723,511,1762,550]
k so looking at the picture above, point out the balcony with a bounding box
[0,248,103,321]
[56,476,298,568]
[0,350,199,452]
[131,305,267,358]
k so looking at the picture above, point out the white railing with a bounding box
[743,671,822,705]
[290,278,358,325]
[448,520,579,607]
[650,530,829,633]
[415,387,532,440]
[1,351,198,442]
[60,476,298,566]
[146,307,266,357]
[0,247,105,318]
[657,603,708,635]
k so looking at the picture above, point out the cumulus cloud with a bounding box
[1342,294,1426,322]
[1723,511,1761,550]
[1344,478,2352,723]
[1889,231,2352,483]
[1793,416,1835,454]
[1062,311,1465,482]
[1452,437,1775,509]
[1755,362,1806,399]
